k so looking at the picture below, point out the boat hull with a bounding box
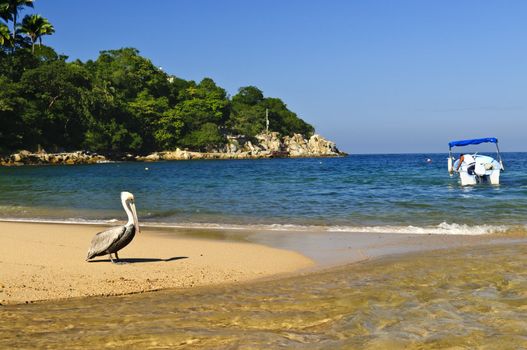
[454,155,501,186]
[459,169,500,186]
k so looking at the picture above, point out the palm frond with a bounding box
[0,22,12,46]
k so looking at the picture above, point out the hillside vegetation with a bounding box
[0,1,314,155]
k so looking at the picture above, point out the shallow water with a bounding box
[2,242,527,349]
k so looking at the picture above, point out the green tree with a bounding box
[176,78,229,149]
[91,48,169,100]
[128,90,172,151]
[18,14,54,53]
[228,86,314,138]
[19,60,92,150]
[84,119,142,153]
[0,75,25,152]
[0,45,53,80]
[229,86,266,136]
[0,2,12,23]
[0,25,316,156]
[263,97,314,137]
[82,77,140,153]
[85,48,173,153]
[232,86,264,105]
[181,122,224,151]
[0,22,11,47]
[153,108,184,150]
[167,75,191,105]
[0,0,33,40]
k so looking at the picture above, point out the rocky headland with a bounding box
[0,133,345,166]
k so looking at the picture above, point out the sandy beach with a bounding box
[3,220,524,306]
[0,221,313,304]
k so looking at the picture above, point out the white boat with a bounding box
[448,137,504,186]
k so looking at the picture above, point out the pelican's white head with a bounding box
[121,191,134,202]
[121,191,140,233]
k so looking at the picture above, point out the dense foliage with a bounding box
[0,2,314,154]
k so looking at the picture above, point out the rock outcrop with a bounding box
[1,133,345,165]
[0,150,107,166]
[137,132,345,161]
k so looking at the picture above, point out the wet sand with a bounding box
[0,222,313,304]
[176,226,524,268]
[1,221,523,305]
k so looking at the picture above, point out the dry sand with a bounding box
[0,222,313,304]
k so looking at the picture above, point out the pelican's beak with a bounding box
[130,200,140,233]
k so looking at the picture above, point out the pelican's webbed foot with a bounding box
[110,252,128,264]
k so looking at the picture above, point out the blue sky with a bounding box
[29,0,527,153]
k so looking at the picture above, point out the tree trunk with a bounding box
[12,12,16,52]
[12,12,16,38]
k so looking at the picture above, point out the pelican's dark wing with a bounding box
[86,225,126,260]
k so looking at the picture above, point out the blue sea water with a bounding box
[1,153,526,234]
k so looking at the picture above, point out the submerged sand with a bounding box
[0,222,313,304]
[3,239,527,349]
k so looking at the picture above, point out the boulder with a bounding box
[144,153,160,161]
[308,134,340,156]
[244,141,262,155]
[255,132,282,152]
[283,134,309,157]
[225,141,238,153]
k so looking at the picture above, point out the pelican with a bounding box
[86,191,140,263]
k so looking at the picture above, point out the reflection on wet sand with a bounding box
[2,242,527,349]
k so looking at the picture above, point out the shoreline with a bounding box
[0,217,518,236]
[0,151,346,166]
[0,221,313,305]
[2,221,526,305]
[0,133,346,166]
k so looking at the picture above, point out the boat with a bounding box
[448,137,504,186]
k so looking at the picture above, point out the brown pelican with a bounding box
[86,191,140,263]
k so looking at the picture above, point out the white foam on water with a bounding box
[0,217,115,225]
[0,218,515,235]
[327,222,510,235]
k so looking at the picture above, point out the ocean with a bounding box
[3,154,527,348]
[1,153,527,235]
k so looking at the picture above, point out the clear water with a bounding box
[1,153,527,234]
[2,242,527,349]
[3,154,527,348]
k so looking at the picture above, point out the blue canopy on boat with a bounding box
[449,138,498,148]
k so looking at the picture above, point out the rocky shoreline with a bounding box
[0,133,345,166]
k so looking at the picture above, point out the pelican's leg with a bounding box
[112,251,128,264]
[109,253,116,263]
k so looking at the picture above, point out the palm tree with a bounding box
[37,16,53,46]
[0,3,12,23]
[18,14,53,53]
[0,22,11,47]
[0,0,33,38]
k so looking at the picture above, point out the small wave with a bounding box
[0,218,520,236]
[328,222,511,235]
[0,217,117,225]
